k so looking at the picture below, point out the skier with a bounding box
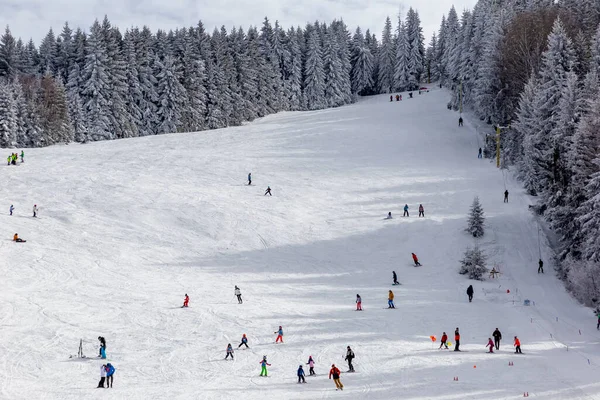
[259,356,271,376]
[13,233,25,242]
[486,337,494,353]
[345,346,355,372]
[466,285,474,302]
[97,364,107,388]
[459,116,463,127]
[248,172,252,185]
[385,211,392,219]
[403,204,409,217]
[538,259,544,274]
[395,94,400,101]
[105,363,115,388]
[264,186,272,196]
[409,92,413,98]
[392,271,399,285]
[307,356,315,375]
[412,253,421,266]
[6,155,10,165]
[388,290,395,309]
[439,332,449,349]
[504,190,509,203]
[478,148,482,159]
[274,326,283,343]
[329,364,343,390]
[183,294,189,308]
[390,95,393,102]
[297,365,306,383]
[9,205,14,215]
[235,286,243,304]
[32,204,38,218]
[98,336,106,358]
[454,328,461,351]
[493,328,502,350]
[238,334,249,349]
[596,310,600,330]
[356,294,362,311]
[20,150,24,163]
[514,336,522,354]
[225,343,234,360]
[400,94,403,101]
[418,204,424,217]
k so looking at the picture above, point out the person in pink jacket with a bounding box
[486,337,494,353]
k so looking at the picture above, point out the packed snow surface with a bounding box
[1,88,599,399]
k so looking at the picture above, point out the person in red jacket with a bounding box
[486,337,494,353]
[329,364,343,390]
[439,332,448,349]
[454,328,461,351]
[514,336,522,353]
[412,253,421,266]
[182,294,189,308]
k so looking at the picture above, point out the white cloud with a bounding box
[0,0,478,45]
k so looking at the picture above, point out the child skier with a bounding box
[274,326,283,343]
[105,363,115,388]
[393,271,399,285]
[403,204,409,217]
[454,328,461,351]
[307,356,315,375]
[486,337,494,353]
[238,334,249,348]
[329,364,343,390]
[514,336,522,353]
[356,294,362,311]
[418,204,424,217]
[183,294,189,307]
[439,332,448,349]
[264,186,272,196]
[225,343,234,360]
[259,356,271,376]
[20,150,24,163]
[9,205,13,215]
[32,204,38,218]
[297,365,306,383]
[412,253,421,266]
[235,286,243,304]
[388,290,395,309]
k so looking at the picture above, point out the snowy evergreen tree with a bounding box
[0,27,18,79]
[350,27,373,95]
[323,27,345,107]
[459,244,488,280]
[394,18,409,92]
[155,55,186,134]
[466,196,485,238]
[286,27,303,110]
[0,83,17,147]
[304,28,325,110]
[378,17,395,93]
[406,8,425,90]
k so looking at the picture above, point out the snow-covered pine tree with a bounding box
[323,27,345,108]
[459,244,488,280]
[466,196,485,238]
[0,83,18,148]
[155,55,186,134]
[350,27,374,95]
[426,33,439,83]
[394,17,409,92]
[38,28,57,75]
[378,16,395,93]
[303,27,325,110]
[406,8,425,90]
[0,27,18,80]
[286,26,303,110]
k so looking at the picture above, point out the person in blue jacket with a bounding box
[248,173,252,185]
[297,365,306,383]
[403,204,409,217]
[105,363,115,388]
[9,205,14,216]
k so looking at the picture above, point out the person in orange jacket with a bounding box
[412,253,421,266]
[182,294,189,308]
[439,332,448,349]
[514,336,521,353]
[329,364,343,390]
[388,290,395,308]
[13,233,25,242]
[454,328,461,351]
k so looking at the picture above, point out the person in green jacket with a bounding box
[7,155,10,165]
[20,151,24,163]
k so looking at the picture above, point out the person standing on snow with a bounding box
[356,294,362,311]
[412,253,421,266]
[390,95,393,102]
[393,271,399,285]
[514,336,522,353]
[235,286,243,304]
[478,148,483,159]
[264,186,272,196]
[596,310,600,330]
[454,328,461,351]
[274,326,283,343]
[439,332,449,349]
[32,204,38,218]
[105,363,115,388]
[238,334,249,349]
[504,190,509,203]
[345,346,355,372]
[20,150,24,163]
[259,356,271,376]
[182,294,189,308]
[307,356,315,375]
[9,205,14,216]
[418,204,424,217]
[248,173,252,185]
[493,328,502,350]
[538,259,544,274]
[388,290,395,309]
[467,285,474,302]
[225,343,234,360]
[297,365,306,383]
[98,336,106,358]
[97,364,107,388]
[486,337,494,353]
[329,364,343,390]
[403,204,409,217]
[459,116,463,127]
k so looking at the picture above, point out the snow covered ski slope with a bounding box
[2,87,600,399]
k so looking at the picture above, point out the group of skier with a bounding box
[9,204,39,218]
[247,172,272,196]
[386,204,425,219]
[6,151,24,165]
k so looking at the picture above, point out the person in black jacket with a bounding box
[392,271,399,285]
[538,259,544,273]
[98,336,106,357]
[466,285,474,303]
[492,328,502,350]
[345,346,355,372]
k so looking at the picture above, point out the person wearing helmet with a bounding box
[259,355,271,376]
[238,334,249,349]
[307,356,315,375]
[182,294,189,308]
[32,204,38,218]
[297,365,306,383]
[345,346,355,372]
[329,364,343,390]
[275,326,283,343]
[225,343,234,360]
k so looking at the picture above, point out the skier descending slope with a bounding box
[238,334,249,349]
[356,294,362,311]
[274,326,284,343]
[259,356,271,376]
[514,336,522,354]
[412,253,421,266]
[248,172,252,185]
[403,204,409,217]
[329,364,343,390]
[235,286,243,304]
[307,356,315,375]
[225,343,234,360]
[264,186,272,196]
[466,285,474,303]
[182,294,189,308]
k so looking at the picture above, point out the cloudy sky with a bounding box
[1,0,478,45]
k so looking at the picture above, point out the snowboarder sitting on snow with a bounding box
[225,343,234,360]
[458,116,463,127]
[356,294,362,311]
[235,286,243,303]
[329,364,343,390]
[493,328,502,350]
[345,346,355,372]
[418,204,424,217]
[388,290,395,309]
[412,253,421,266]
[13,233,25,242]
[105,363,115,388]
[264,186,272,196]
[275,326,283,343]
[403,204,409,217]
[467,285,474,302]
[393,271,399,285]
[238,334,249,348]
[259,356,271,376]
[538,259,544,274]
[486,337,494,353]
[439,332,448,349]
[307,356,315,375]
[248,173,252,185]
[514,336,522,353]
[504,190,509,203]
[183,294,189,307]
[297,365,306,383]
[385,212,392,219]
